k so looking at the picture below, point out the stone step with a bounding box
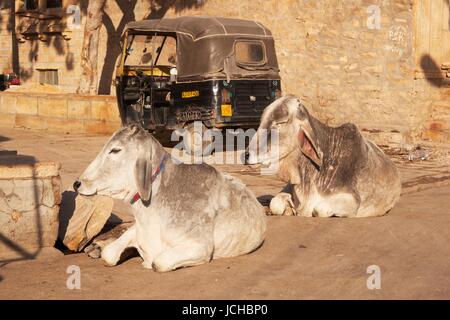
[427,99,450,129]
[425,120,450,131]
[420,139,450,150]
[429,110,450,122]
[431,100,450,110]
[421,128,450,143]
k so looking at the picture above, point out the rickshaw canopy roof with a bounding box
[124,16,272,40]
[123,17,280,82]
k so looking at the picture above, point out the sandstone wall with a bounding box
[0,0,448,146]
[0,0,153,94]
[0,91,121,134]
[0,158,61,261]
[0,6,14,74]
[0,1,87,93]
[160,0,448,146]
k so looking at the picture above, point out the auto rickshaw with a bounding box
[115,16,281,151]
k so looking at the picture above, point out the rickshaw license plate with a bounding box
[221,104,233,117]
[182,90,200,98]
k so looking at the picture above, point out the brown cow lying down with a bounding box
[245,95,401,218]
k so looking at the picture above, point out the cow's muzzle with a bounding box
[244,150,260,165]
[73,180,81,192]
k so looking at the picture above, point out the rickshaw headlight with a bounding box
[127,77,137,86]
[170,67,177,83]
[212,83,219,95]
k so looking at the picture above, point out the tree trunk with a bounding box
[10,3,20,76]
[77,0,106,94]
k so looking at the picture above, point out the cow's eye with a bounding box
[109,148,121,154]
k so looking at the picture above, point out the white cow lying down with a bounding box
[74,124,266,272]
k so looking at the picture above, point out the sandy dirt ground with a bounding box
[0,128,449,299]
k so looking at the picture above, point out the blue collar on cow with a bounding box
[130,153,170,205]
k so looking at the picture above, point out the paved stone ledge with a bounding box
[0,156,62,261]
[0,91,121,135]
[0,158,61,179]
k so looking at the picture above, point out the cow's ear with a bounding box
[297,121,323,168]
[134,142,153,203]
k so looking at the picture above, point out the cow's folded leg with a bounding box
[84,238,116,259]
[151,241,212,272]
[269,192,295,215]
[100,224,137,266]
[315,193,360,218]
[139,249,155,269]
